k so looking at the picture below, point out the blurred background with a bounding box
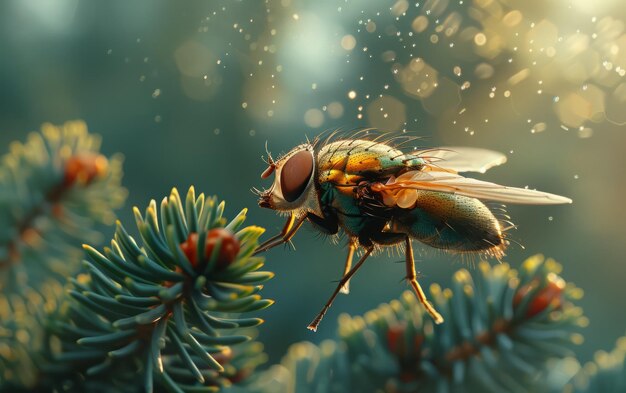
[0,0,624,367]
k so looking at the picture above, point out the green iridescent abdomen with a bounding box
[391,191,505,256]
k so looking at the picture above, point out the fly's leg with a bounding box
[340,240,357,294]
[253,214,306,255]
[307,246,374,332]
[405,237,444,324]
[253,214,295,255]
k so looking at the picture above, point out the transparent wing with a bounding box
[374,170,572,207]
[421,147,507,173]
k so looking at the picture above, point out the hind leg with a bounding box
[404,236,444,324]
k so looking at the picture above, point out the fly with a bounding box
[254,131,572,331]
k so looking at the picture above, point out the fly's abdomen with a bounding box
[392,191,506,257]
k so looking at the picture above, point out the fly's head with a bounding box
[257,143,321,216]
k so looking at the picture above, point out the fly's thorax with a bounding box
[317,139,424,189]
[258,143,322,216]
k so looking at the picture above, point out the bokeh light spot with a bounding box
[556,85,605,127]
[367,96,406,131]
[304,108,324,128]
[412,16,429,33]
[474,33,487,46]
[327,102,344,119]
[341,34,356,51]
[174,41,214,78]
[394,58,439,99]
[474,63,495,79]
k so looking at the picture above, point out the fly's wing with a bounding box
[422,147,507,173]
[373,170,572,208]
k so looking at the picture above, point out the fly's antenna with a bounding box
[263,141,275,165]
[261,141,277,179]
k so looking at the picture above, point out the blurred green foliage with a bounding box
[245,256,586,393]
[0,121,125,388]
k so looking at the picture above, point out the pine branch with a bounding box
[0,121,126,388]
[249,255,586,393]
[0,121,125,275]
[42,187,273,393]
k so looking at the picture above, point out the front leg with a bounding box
[307,246,374,332]
[254,211,337,255]
[253,214,306,255]
[340,239,357,294]
[308,212,356,294]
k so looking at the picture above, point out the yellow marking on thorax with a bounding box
[318,140,401,173]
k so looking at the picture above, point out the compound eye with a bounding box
[280,150,314,202]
